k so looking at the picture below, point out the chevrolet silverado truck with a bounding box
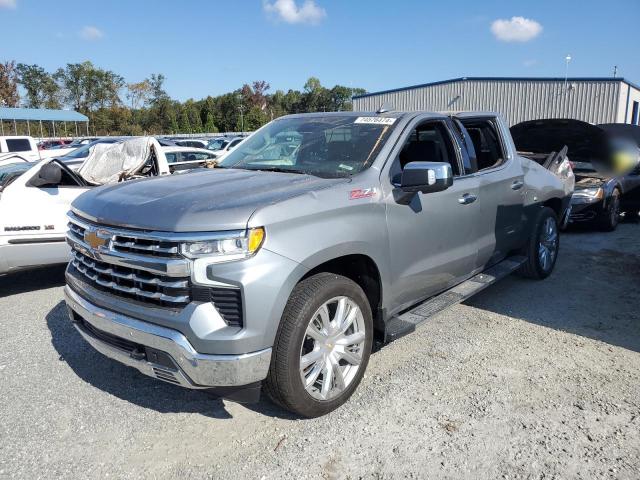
[64,111,573,417]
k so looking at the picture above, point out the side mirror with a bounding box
[400,161,453,194]
[29,162,62,187]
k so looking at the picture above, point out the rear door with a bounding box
[456,115,525,268]
[383,116,481,314]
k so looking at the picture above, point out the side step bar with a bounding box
[384,256,527,344]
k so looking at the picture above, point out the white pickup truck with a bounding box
[0,136,76,163]
[0,137,211,274]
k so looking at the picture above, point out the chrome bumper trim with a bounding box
[64,286,271,388]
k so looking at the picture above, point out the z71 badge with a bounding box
[349,188,377,200]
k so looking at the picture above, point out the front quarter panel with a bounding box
[249,172,391,303]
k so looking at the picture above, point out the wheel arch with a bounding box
[300,252,385,342]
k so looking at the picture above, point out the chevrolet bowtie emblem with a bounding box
[84,229,109,250]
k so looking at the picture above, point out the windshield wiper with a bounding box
[242,167,309,175]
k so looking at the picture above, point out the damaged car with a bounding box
[0,137,190,274]
[511,119,640,231]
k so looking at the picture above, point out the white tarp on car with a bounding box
[78,137,163,185]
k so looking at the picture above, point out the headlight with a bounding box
[571,187,604,204]
[180,227,265,262]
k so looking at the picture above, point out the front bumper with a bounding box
[569,199,605,223]
[64,286,272,389]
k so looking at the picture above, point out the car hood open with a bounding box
[511,119,609,163]
[71,168,346,232]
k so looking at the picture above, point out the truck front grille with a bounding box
[67,221,181,259]
[71,249,191,307]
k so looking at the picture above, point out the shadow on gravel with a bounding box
[465,225,640,353]
[0,265,66,298]
[46,300,294,419]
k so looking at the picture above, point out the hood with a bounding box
[510,119,609,163]
[598,123,640,148]
[72,168,346,232]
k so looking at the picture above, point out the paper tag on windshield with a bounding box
[354,117,396,126]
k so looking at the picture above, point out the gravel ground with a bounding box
[1,224,639,479]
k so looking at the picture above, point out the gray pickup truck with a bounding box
[64,111,573,417]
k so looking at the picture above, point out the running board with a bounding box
[384,256,527,344]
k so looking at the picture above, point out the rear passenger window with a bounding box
[460,119,505,171]
[397,121,461,176]
[6,139,31,152]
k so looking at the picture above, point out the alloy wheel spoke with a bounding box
[337,348,362,366]
[305,324,326,342]
[320,360,334,398]
[300,349,323,370]
[304,359,324,388]
[336,330,366,347]
[332,359,346,392]
[317,304,332,332]
[333,298,348,329]
[338,307,357,335]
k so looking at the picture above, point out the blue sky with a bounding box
[2,0,639,101]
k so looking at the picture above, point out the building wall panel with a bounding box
[352,79,628,125]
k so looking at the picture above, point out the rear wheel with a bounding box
[264,273,373,417]
[598,189,620,232]
[518,207,559,279]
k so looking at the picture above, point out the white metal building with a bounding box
[352,77,640,126]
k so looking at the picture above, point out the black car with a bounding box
[511,119,640,231]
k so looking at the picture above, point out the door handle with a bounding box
[458,193,477,205]
[511,180,524,190]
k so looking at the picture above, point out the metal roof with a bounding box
[0,107,89,122]
[352,77,640,100]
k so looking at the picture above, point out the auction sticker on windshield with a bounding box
[354,117,397,125]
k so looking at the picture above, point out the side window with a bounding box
[6,139,32,152]
[459,119,505,171]
[395,121,461,177]
[165,153,177,164]
[229,139,242,149]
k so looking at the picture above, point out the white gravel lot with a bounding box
[1,223,639,479]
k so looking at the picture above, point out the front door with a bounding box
[383,118,481,315]
[0,161,89,269]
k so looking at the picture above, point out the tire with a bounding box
[598,189,620,232]
[264,273,373,418]
[518,207,559,280]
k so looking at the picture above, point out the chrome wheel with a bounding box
[299,296,366,401]
[538,217,558,272]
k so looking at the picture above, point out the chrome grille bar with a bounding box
[70,250,190,306]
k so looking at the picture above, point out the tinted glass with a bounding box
[0,162,31,189]
[6,139,31,152]
[62,139,121,159]
[207,139,229,151]
[220,115,397,178]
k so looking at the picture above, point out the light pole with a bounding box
[564,54,572,91]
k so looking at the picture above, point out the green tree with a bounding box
[0,61,19,107]
[16,63,60,108]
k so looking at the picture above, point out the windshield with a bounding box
[219,115,397,178]
[207,139,229,151]
[0,162,32,189]
[61,139,122,160]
